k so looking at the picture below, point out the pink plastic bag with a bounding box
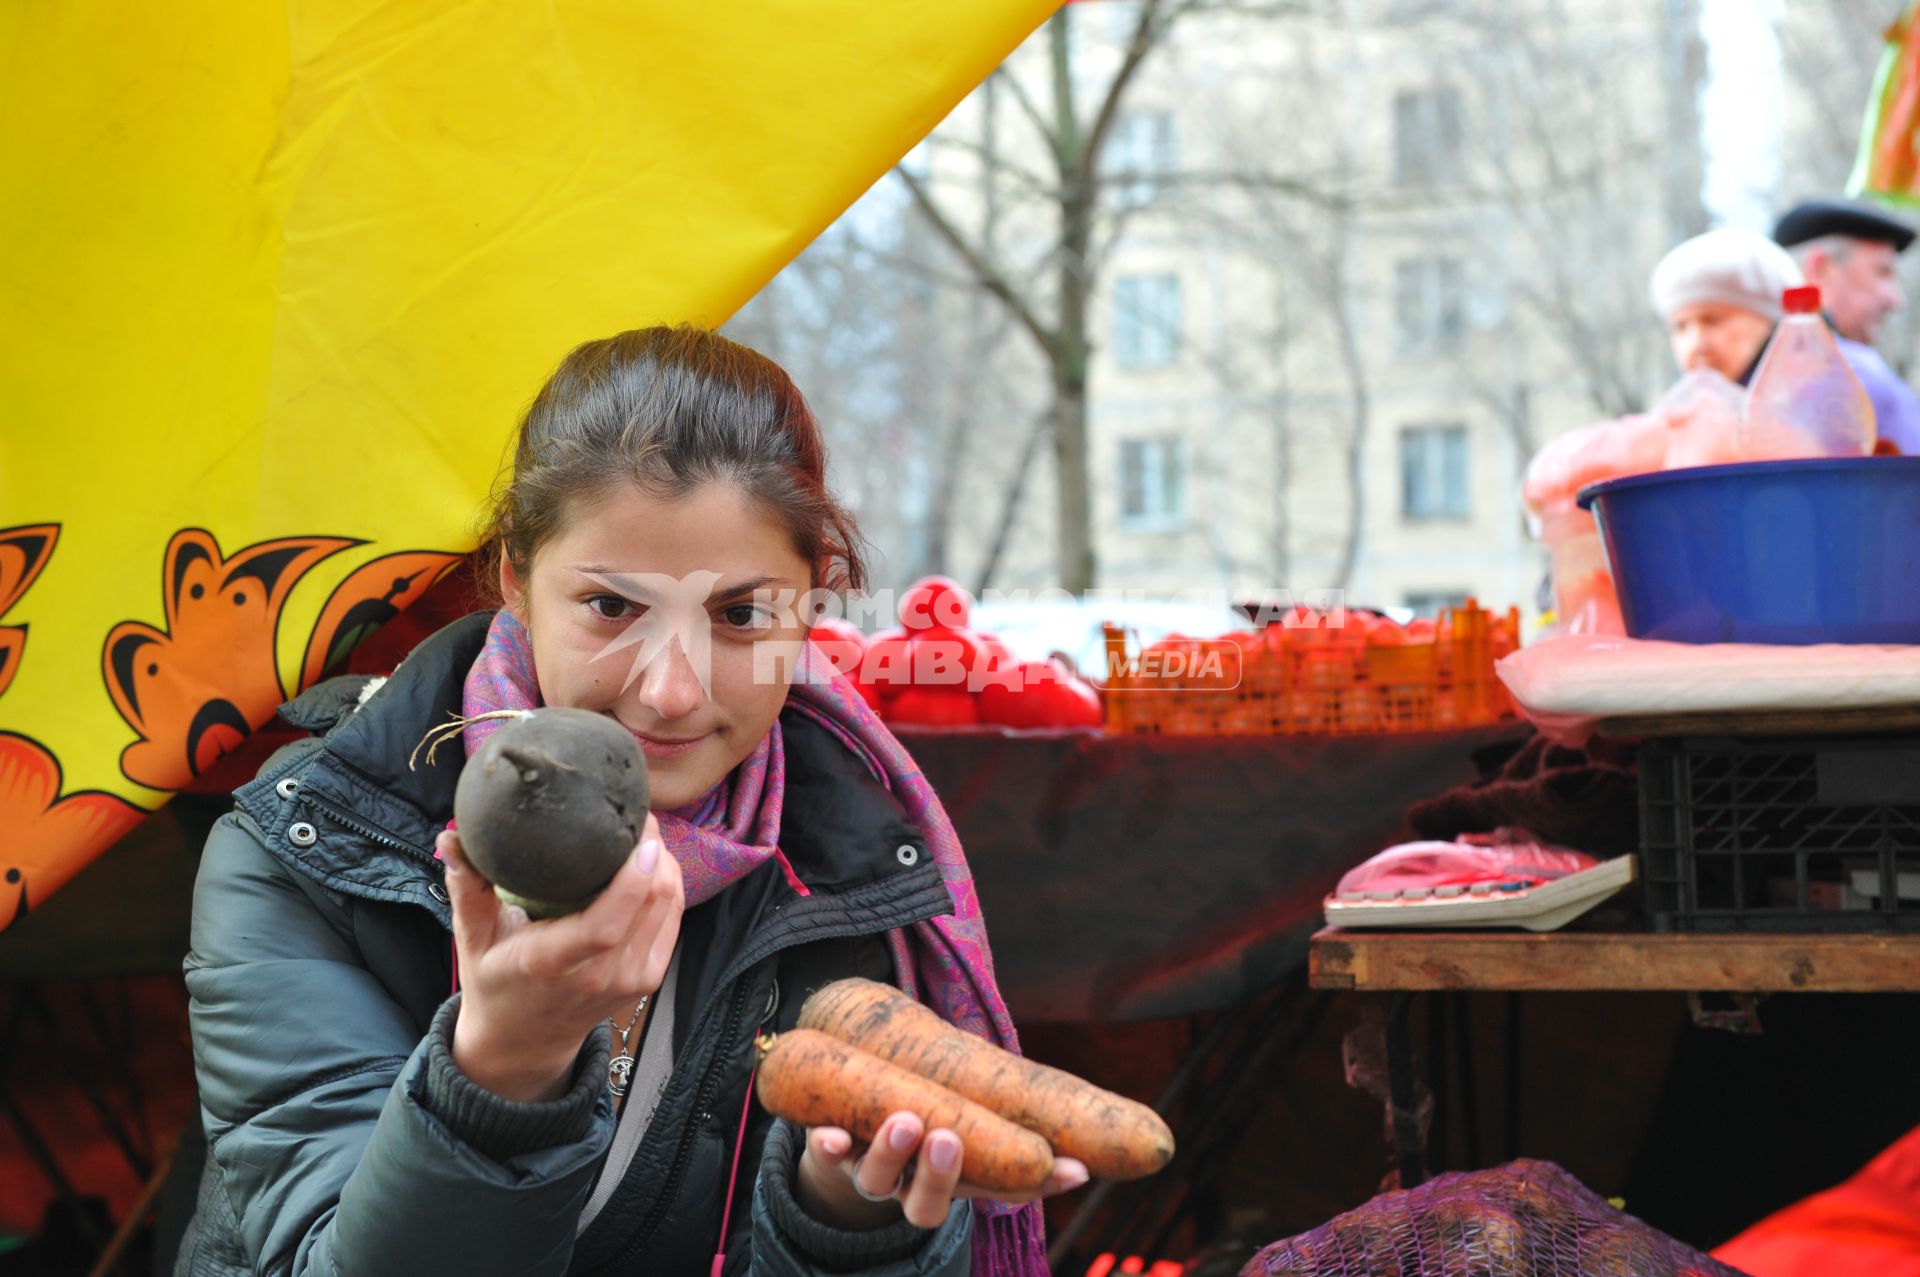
[1336,830,1600,895]
[1523,372,1812,639]
[1522,413,1669,517]
[1521,372,1749,516]
[1660,369,1753,468]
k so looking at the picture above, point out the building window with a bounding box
[1106,110,1177,206]
[1401,425,1469,520]
[1120,436,1187,529]
[1112,274,1181,369]
[1395,256,1464,354]
[1404,590,1470,617]
[1396,257,1464,353]
[1393,86,1463,186]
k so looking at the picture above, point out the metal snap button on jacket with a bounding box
[427,882,450,904]
[275,776,300,800]
[288,822,318,848]
[895,844,919,867]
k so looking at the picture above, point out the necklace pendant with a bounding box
[608,1051,634,1097]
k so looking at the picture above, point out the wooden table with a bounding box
[1308,927,1920,1187]
[1310,928,1920,993]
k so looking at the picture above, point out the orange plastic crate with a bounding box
[1100,602,1519,737]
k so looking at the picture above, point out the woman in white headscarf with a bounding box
[1524,229,1806,633]
[1649,227,1805,383]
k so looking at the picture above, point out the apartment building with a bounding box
[917,0,1707,615]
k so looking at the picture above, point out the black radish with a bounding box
[452,708,650,918]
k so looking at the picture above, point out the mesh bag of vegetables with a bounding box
[1241,1159,1751,1277]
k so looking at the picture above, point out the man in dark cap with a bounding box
[1774,198,1920,453]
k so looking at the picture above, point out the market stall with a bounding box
[0,655,1522,1270]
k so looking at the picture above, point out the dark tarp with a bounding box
[895,723,1523,1022]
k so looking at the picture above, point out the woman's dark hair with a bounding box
[479,326,867,599]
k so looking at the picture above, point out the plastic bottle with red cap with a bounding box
[1742,284,1877,457]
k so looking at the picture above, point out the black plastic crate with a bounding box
[1639,734,1920,932]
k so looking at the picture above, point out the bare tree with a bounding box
[911,79,1031,583]
[727,185,1036,595]
[742,0,1708,610]
[897,0,1197,592]
[1460,3,1691,419]
[726,223,919,586]
[1778,0,1890,191]
[1178,0,1698,599]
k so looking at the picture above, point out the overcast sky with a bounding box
[1700,0,1787,230]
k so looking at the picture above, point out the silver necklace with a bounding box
[607,995,650,1097]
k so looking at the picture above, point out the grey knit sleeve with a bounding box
[754,1118,973,1274]
[417,993,613,1162]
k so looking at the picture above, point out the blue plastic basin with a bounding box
[1577,457,1920,644]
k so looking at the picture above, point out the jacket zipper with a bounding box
[592,881,949,1273]
[655,879,946,1091]
[300,789,440,869]
[606,976,754,1270]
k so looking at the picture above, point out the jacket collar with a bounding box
[241,610,932,910]
[312,611,489,822]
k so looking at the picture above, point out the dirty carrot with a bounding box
[796,978,1174,1181]
[755,1029,1054,1194]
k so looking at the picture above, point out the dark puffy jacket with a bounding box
[176,612,972,1275]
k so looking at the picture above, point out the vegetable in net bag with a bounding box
[1241,1159,1751,1277]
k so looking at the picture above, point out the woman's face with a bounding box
[502,481,811,812]
[1667,301,1774,381]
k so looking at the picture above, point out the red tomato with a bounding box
[857,629,915,699]
[1139,635,1196,691]
[811,616,867,647]
[909,626,994,691]
[1324,613,1367,648]
[1044,675,1105,727]
[970,640,1028,695]
[1279,611,1338,663]
[898,576,973,631]
[977,660,1045,725]
[859,625,1000,696]
[1142,634,1242,690]
[884,688,981,726]
[978,660,1103,728]
[806,617,868,680]
[1217,628,1270,681]
[1366,617,1407,647]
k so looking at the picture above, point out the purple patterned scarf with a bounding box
[462,610,1047,1275]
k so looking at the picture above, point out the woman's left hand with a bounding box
[795,1113,1089,1231]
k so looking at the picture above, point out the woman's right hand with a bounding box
[439,815,684,1102]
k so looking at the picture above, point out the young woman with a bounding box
[174,327,1080,1275]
